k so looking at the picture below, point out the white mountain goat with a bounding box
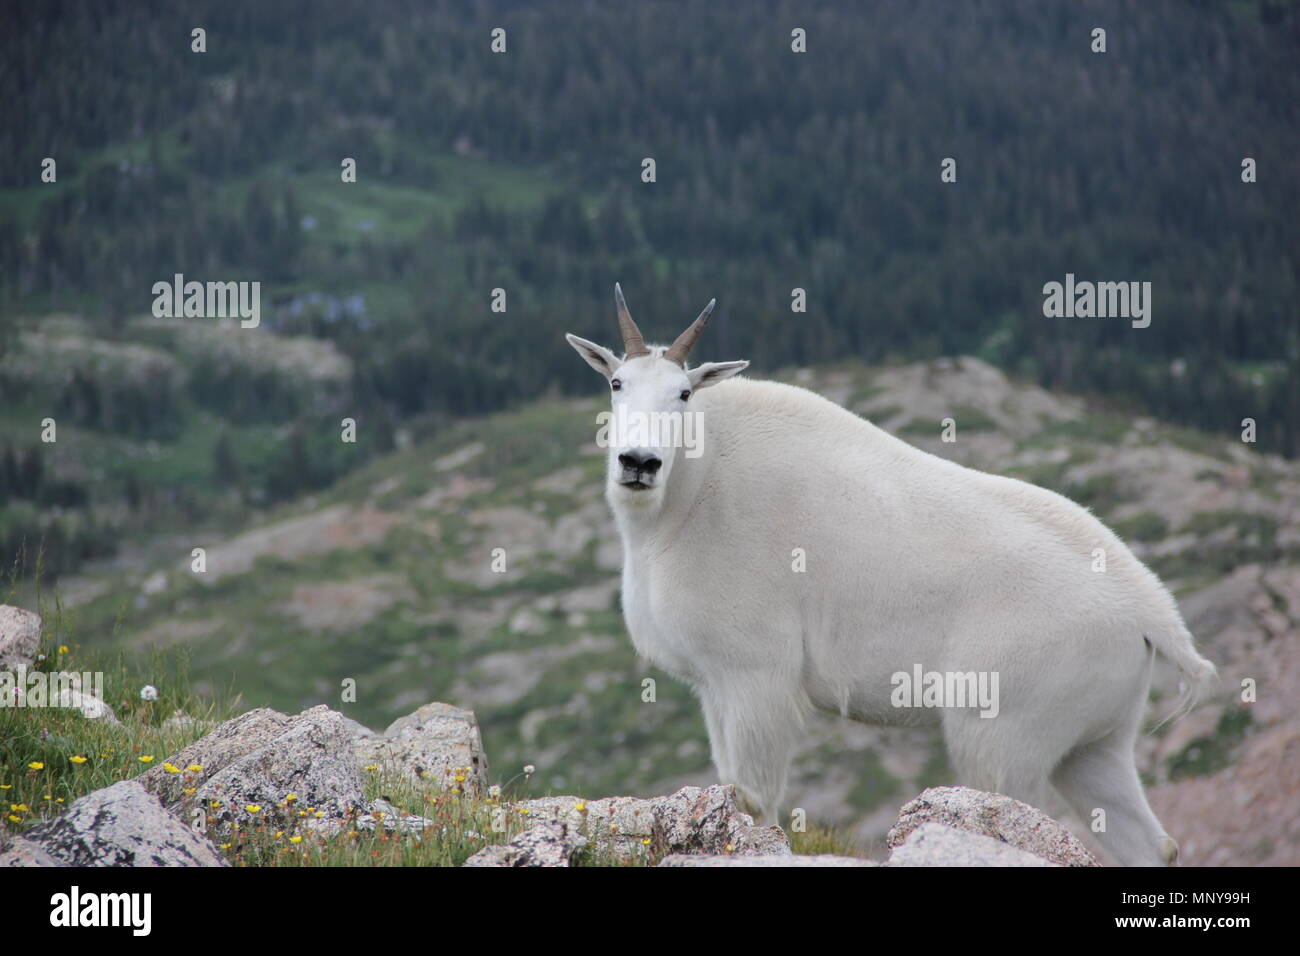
[566,285,1217,866]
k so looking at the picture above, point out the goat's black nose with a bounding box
[619,452,662,474]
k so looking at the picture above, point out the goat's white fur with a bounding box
[567,326,1216,867]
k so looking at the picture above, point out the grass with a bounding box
[268,152,556,248]
[0,576,656,866]
[215,771,522,868]
[789,823,867,858]
[1,584,243,833]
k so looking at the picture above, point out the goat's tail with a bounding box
[1146,619,1218,729]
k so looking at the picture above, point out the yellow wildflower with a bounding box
[27,762,43,771]
[187,764,203,772]
[69,755,88,765]
[163,763,182,774]
[138,755,155,764]
[245,804,262,814]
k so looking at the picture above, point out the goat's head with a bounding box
[566,284,748,504]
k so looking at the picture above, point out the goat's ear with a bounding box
[565,333,620,379]
[688,360,749,391]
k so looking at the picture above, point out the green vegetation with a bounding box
[1110,512,1170,543]
[0,589,654,866]
[1166,707,1254,782]
[847,749,902,811]
[0,586,241,831]
[790,824,865,859]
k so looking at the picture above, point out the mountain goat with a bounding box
[565,285,1216,866]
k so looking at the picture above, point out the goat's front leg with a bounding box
[697,675,806,827]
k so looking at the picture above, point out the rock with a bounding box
[21,780,227,867]
[138,707,297,806]
[141,701,486,833]
[0,605,41,671]
[303,798,434,838]
[652,786,790,856]
[353,702,489,796]
[1149,720,1300,867]
[510,785,790,860]
[887,786,1101,867]
[354,797,433,834]
[885,822,1059,866]
[194,706,364,827]
[463,821,587,867]
[659,853,876,867]
[511,794,658,857]
[0,830,62,867]
[141,705,365,829]
[338,715,377,739]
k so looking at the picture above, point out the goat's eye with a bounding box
[679,390,691,401]
[610,379,621,391]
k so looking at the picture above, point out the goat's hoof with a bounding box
[1160,835,1180,865]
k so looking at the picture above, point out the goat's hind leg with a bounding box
[1051,728,1177,866]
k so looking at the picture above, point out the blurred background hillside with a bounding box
[1,0,1297,862]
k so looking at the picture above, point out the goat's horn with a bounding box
[664,298,716,366]
[615,283,649,358]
